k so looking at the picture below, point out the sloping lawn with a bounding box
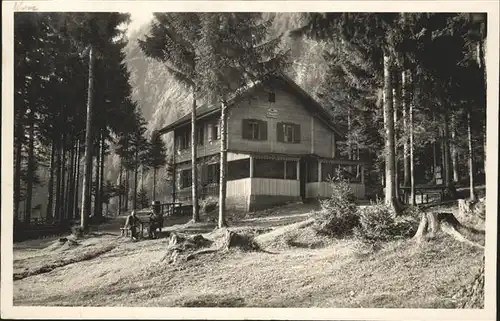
[12,203,483,308]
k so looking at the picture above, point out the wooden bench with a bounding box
[120,222,146,238]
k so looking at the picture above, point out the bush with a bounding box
[314,177,359,236]
[200,196,218,215]
[354,203,419,243]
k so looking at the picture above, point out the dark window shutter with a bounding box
[242,119,251,139]
[207,123,213,141]
[260,120,268,140]
[198,126,204,145]
[277,122,284,142]
[294,124,301,143]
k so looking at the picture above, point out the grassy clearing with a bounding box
[12,202,483,308]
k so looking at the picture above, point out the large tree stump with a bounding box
[161,232,213,264]
[413,211,484,249]
[458,198,486,220]
[221,230,260,251]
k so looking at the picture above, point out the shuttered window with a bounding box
[180,169,192,188]
[197,126,204,146]
[242,119,267,141]
[178,130,190,150]
[277,122,301,143]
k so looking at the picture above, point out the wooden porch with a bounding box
[173,152,368,205]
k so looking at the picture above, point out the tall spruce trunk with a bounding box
[133,149,139,210]
[69,141,77,220]
[141,165,144,191]
[80,45,95,231]
[393,74,401,201]
[382,55,399,213]
[477,40,487,174]
[152,167,157,201]
[441,129,446,183]
[409,71,416,205]
[191,90,199,222]
[218,100,228,228]
[99,132,105,216]
[117,164,122,215]
[14,115,23,221]
[402,70,410,187]
[442,109,456,199]
[73,139,81,218]
[54,140,62,220]
[93,139,101,217]
[46,141,56,220]
[25,109,35,223]
[65,141,75,220]
[347,106,352,160]
[467,111,476,200]
[451,116,459,183]
[59,134,67,221]
[125,169,129,211]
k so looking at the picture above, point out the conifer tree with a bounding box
[146,130,168,200]
[196,13,290,227]
[139,13,202,222]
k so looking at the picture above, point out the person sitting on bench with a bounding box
[124,210,141,241]
[148,201,163,239]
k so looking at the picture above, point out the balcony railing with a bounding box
[176,184,219,202]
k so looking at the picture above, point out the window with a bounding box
[249,121,261,140]
[227,159,250,181]
[268,92,276,103]
[180,169,192,188]
[178,130,190,150]
[254,159,284,179]
[206,163,220,185]
[209,121,220,141]
[285,161,297,180]
[197,126,204,146]
[242,119,267,141]
[277,122,300,143]
[284,124,294,142]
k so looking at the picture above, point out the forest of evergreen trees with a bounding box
[14,12,487,231]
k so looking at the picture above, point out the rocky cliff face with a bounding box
[25,13,333,217]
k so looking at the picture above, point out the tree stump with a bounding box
[221,230,260,251]
[458,199,474,216]
[161,232,213,264]
[413,211,484,249]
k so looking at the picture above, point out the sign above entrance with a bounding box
[266,108,278,119]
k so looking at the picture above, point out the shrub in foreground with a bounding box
[314,177,359,236]
[354,203,419,243]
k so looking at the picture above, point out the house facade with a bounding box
[159,74,368,212]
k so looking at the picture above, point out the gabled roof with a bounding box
[158,73,346,139]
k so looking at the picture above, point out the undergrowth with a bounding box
[354,202,419,244]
